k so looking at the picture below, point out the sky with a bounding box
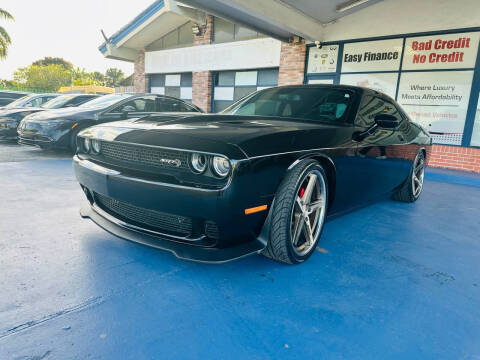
[0,0,154,79]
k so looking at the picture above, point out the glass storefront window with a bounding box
[308,31,480,147]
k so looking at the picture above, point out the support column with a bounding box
[192,16,214,112]
[192,71,213,112]
[133,50,148,93]
[278,40,307,86]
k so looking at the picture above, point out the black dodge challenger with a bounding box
[73,85,431,264]
[17,93,202,150]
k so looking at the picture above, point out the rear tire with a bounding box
[392,150,425,203]
[263,160,328,264]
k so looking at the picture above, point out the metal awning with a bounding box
[99,0,206,62]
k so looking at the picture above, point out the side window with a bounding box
[109,97,156,113]
[28,96,53,107]
[356,95,403,127]
[157,98,197,112]
[68,96,93,106]
[302,90,352,123]
[40,96,55,105]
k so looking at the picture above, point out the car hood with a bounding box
[80,114,353,158]
[0,107,43,117]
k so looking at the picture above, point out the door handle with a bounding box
[353,124,378,142]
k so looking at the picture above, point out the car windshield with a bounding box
[5,94,36,108]
[41,95,75,109]
[221,87,354,122]
[78,94,131,109]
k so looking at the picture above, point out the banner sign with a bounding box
[307,45,338,73]
[402,32,480,70]
[342,39,403,72]
[397,70,474,145]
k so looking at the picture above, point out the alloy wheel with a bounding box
[290,170,327,256]
[412,153,425,197]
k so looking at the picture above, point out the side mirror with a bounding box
[122,105,136,113]
[374,113,400,129]
[121,105,136,119]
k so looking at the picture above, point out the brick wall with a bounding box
[428,145,480,173]
[133,50,148,93]
[278,40,307,86]
[192,16,213,112]
[192,71,213,112]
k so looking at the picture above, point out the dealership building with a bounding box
[99,0,480,173]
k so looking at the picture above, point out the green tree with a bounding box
[0,8,14,59]
[119,74,133,86]
[14,64,71,92]
[91,71,105,85]
[105,68,125,87]
[32,57,73,70]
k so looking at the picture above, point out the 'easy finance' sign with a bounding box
[342,38,403,72]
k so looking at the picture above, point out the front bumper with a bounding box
[18,133,55,148]
[17,126,69,149]
[73,156,271,263]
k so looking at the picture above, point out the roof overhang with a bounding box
[178,0,383,42]
[99,0,207,62]
[100,0,384,62]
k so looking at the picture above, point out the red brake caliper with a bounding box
[299,188,305,198]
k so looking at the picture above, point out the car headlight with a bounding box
[91,139,101,154]
[190,153,207,173]
[83,138,91,153]
[211,156,231,178]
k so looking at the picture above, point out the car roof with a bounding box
[61,93,100,97]
[276,84,366,92]
[122,93,200,104]
[271,84,396,100]
[0,90,30,95]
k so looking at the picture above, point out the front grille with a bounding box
[100,141,190,171]
[94,192,193,237]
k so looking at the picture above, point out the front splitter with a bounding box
[80,204,265,264]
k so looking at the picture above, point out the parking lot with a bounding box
[0,142,479,359]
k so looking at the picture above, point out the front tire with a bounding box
[392,150,425,202]
[263,160,328,264]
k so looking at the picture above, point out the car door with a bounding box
[353,94,410,200]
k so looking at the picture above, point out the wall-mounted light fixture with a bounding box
[336,0,370,12]
[192,24,202,35]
